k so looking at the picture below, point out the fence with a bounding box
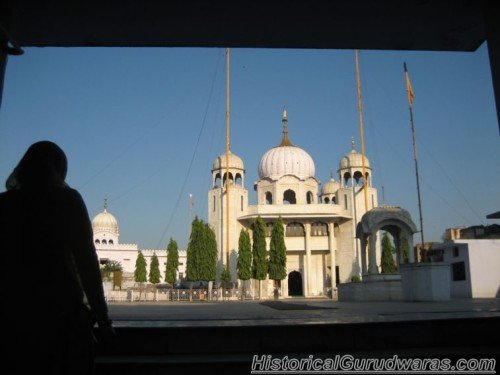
[105,288,255,302]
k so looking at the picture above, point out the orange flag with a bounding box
[404,62,415,106]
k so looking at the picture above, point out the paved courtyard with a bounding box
[108,297,500,327]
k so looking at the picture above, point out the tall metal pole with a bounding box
[404,62,425,249]
[225,48,231,267]
[354,50,369,212]
[408,104,425,247]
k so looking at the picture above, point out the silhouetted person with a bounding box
[0,141,113,375]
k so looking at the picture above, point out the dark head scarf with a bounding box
[6,141,68,191]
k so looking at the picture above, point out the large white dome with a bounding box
[92,209,119,235]
[258,145,315,181]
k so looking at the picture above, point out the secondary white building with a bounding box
[431,239,500,298]
[92,202,187,283]
[208,110,381,298]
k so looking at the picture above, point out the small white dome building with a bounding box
[92,200,119,245]
[320,178,340,204]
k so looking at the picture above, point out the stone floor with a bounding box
[108,297,500,327]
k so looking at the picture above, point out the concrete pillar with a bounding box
[408,233,415,263]
[368,232,378,274]
[360,235,368,275]
[328,222,336,290]
[304,222,311,297]
[394,233,401,269]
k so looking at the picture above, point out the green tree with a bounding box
[186,217,203,282]
[220,264,232,287]
[134,251,147,283]
[252,216,268,299]
[149,252,161,284]
[186,218,218,283]
[237,229,252,280]
[381,232,397,274]
[199,222,218,282]
[268,216,287,296]
[165,238,179,284]
[237,229,252,299]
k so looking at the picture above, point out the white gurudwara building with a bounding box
[92,201,187,284]
[208,111,381,298]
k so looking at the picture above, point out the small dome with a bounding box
[339,149,370,170]
[212,152,244,171]
[259,145,315,181]
[321,179,340,195]
[92,209,119,235]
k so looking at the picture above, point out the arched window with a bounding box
[332,196,337,204]
[241,195,244,211]
[311,222,328,236]
[306,191,314,204]
[343,172,351,187]
[108,239,114,245]
[235,173,242,186]
[344,194,348,210]
[214,173,221,188]
[324,197,330,204]
[95,239,100,244]
[286,222,305,237]
[213,195,216,212]
[365,172,370,187]
[353,171,364,186]
[223,172,233,186]
[265,222,274,237]
[283,189,296,205]
[265,192,273,205]
[102,239,107,245]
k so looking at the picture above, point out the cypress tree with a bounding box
[268,216,287,285]
[237,228,252,300]
[186,217,202,281]
[165,238,179,284]
[220,264,231,287]
[252,216,268,298]
[381,232,397,274]
[199,222,218,281]
[149,252,161,284]
[134,251,147,283]
[237,229,252,280]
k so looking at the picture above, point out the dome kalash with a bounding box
[258,110,315,181]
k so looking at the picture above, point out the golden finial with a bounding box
[279,108,294,147]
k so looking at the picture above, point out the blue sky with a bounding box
[1,44,498,249]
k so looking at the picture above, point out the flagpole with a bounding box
[404,62,425,250]
[354,50,369,212]
[225,48,231,268]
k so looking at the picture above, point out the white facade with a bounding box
[92,204,187,283]
[208,111,379,298]
[436,239,500,298]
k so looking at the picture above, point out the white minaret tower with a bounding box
[208,152,248,279]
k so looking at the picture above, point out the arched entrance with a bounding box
[288,271,303,296]
[356,206,417,278]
